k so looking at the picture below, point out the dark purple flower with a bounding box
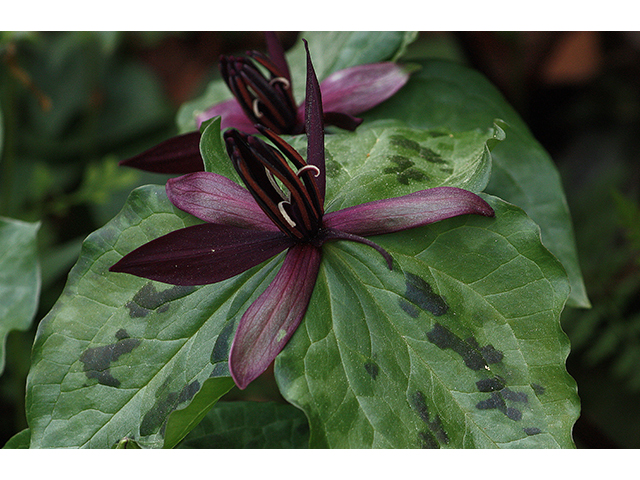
[110,41,495,389]
[119,33,412,174]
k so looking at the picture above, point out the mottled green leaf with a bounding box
[362,59,588,308]
[0,217,40,374]
[3,428,30,449]
[178,401,309,448]
[276,196,578,448]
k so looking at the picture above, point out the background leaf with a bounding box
[362,59,589,308]
[178,401,309,448]
[276,196,578,448]
[0,217,40,374]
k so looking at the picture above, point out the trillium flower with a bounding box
[119,32,412,174]
[110,41,495,389]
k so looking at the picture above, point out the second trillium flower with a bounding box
[110,42,495,389]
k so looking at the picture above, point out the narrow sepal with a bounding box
[119,131,204,174]
[302,39,326,204]
[166,172,278,231]
[109,223,293,286]
[229,244,322,389]
[323,187,495,237]
[264,31,291,82]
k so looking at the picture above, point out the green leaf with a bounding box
[362,59,589,308]
[199,116,241,184]
[178,401,309,448]
[25,185,282,448]
[162,376,235,449]
[3,428,30,449]
[0,217,40,375]
[276,195,578,448]
[176,31,416,133]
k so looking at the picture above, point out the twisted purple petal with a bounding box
[109,223,293,286]
[229,243,322,389]
[119,131,204,174]
[323,187,495,237]
[196,98,258,133]
[318,62,411,115]
[166,172,278,232]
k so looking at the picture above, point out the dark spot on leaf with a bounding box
[502,388,528,403]
[439,166,454,174]
[126,283,196,318]
[479,344,504,364]
[506,407,522,421]
[383,156,428,185]
[211,321,236,364]
[402,272,449,317]
[476,392,507,413]
[418,431,440,449]
[410,391,449,445]
[80,329,141,387]
[418,146,446,164]
[364,361,379,380]
[390,135,422,152]
[140,380,201,437]
[427,323,501,371]
[476,376,506,392]
[524,427,542,436]
[475,389,526,421]
[531,383,545,395]
[399,300,420,318]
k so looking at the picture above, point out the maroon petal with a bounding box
[110,223,293,286]
[319,62,411,115]
[323,187,495,237]
[119,131,204,174]
[264,31,291,82]
[196,98,258,133]
[229,243,322,389]
[303,39,326,206]
[166,172,278,232]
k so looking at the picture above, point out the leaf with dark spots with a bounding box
[210,321,236,365]
[418,146,446,164]
[531,383,546,395]
[383,156,428,185]
[502,388,528,403]
[364,361,379,380]
[80,330,141,387]
[140,380,201,437]
[476,376,506,392]
[524,427,542,436]
[476,390,526,422]
[126,283,196,318]
[418,431,440,449]
[427,323,488,370]
[410,391,449,445]
[476,392,507,413]
[402,272,448,317]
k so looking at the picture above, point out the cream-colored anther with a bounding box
[296,165,321,178]
[277,201,297,228]
[269,76,290,89]
[252,99,263,118]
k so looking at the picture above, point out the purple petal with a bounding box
[319,62,410,115]
[119,131,204,174]
[166,172,278,232]
[264,31,291,82]
[229,243,322,389]
[109,223,293,286]
[303,39,326,205]
[323,187,495,237]
[196,98,258,133]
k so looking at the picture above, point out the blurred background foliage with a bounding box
[1,31,639,448]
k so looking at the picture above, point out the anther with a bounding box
[296,165,321,178]
[252,99,263,118]
[277,201,297,228]
[269,77,290,89]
